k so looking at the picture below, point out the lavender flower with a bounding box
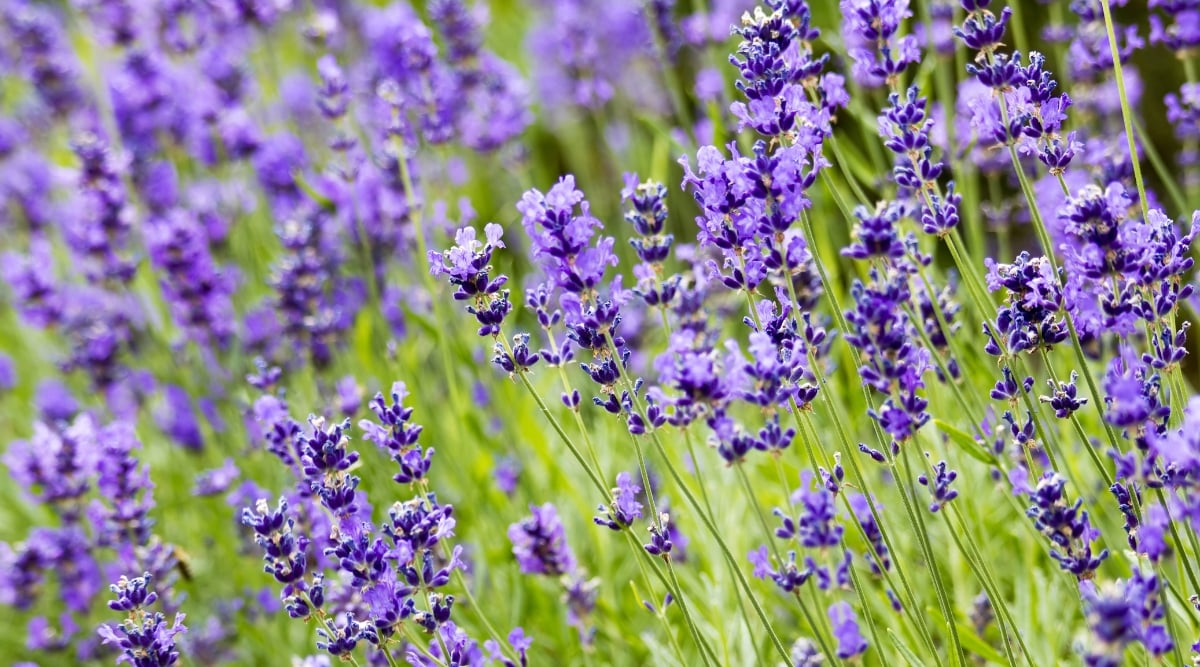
[594,472,643,531]
[917,459,960,512]
[509,503,576,577]
[97,572,188,667]
[429,223,513,338]
[828,601,868,659]
[1026,472,1108,580]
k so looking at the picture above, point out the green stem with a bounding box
[895,444,966,666]
[1097,0,1150,220]
[682,428,766,667]
[600,333,793,662]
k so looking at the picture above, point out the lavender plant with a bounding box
[0,0,1198,665]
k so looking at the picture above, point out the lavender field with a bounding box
[1,0,1198,665]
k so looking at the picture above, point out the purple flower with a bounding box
[296,417,361,524]
[917,459,959,512]
[594,472,643,531]
[494,457,521,496]
[841,0,918,88]
[144,209,236,348]
[359,382,434,486]
[0,353,16,391]
[983,252,1068,355]
[156,385,204,450]
[828,601,868,658]
[526,0,647,111]
[508,503,576,577]
[5,416,97,521]
[429,223,513,338]
[97,572,188,667]
[193,459,239,497]
[1026,472,1108,580]
[91,421,156,549]
[518,176,614,299]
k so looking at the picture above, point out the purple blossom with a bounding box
[97,573,187,667]
[193,459,240,497]
[1026,472,1108,580]
[508,503,576,577]
[828,601,868,659]
[594,472,643,531]
[429,223,513,338]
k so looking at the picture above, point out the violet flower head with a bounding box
[1026,472,1108,580]
[241,497,310,586]
[297,416,362,523]
[429,223,512,338]
[622,174,678,308]
[4,416,97,522]
[594,472,643,531]
[91,421,157,549]
[97,572,188,667]
[493,457,521,496]
[844,269,932,447]
[917,459,959,512]
[1039,372,1088,419]
[983,252,1068,356]
[841,0,919,88]
[144,208,236,348]
[193,459,239,497]
[508,503,576,577]
[828,601,868,659]
[517,176,615,300]
[359,382,434,486]
[525,0,647,111]
[2,2,86,116]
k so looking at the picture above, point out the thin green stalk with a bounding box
[514,371,608,496]
[663,559,720,667]
[1132,118,1188,215]
[1097,0,1150,220]
[1037,349,1114,489]
[801,394,943,664]
[942,529,1019,667]
[895,444,966,666]
[681,428,766,667]
[391,134,466,418]
[991,103,1124,457]
[624,528,723,667]
[651,434,794,663]
[600,333,793,663]
[944,508,1033,667]
[545,327,608,486]
[777,231,942,660]
[732,463,841,665]
[624,427,718,667]
[505,338,721,663]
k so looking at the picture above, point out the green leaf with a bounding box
[934,419,997,465]
[887,629,925,667]
[927,606,1008,666]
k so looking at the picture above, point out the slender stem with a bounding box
[944,507,1033,667]
[625,428,718,667]
[732,462,840,664]
[599,333,793,662]
[391,134,466,420]
[1096,0,1150,220]
[682,428,766,667]
[515,371,608,496]
[895,444,966,666]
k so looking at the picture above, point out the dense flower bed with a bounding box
[1,0,1199,665]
